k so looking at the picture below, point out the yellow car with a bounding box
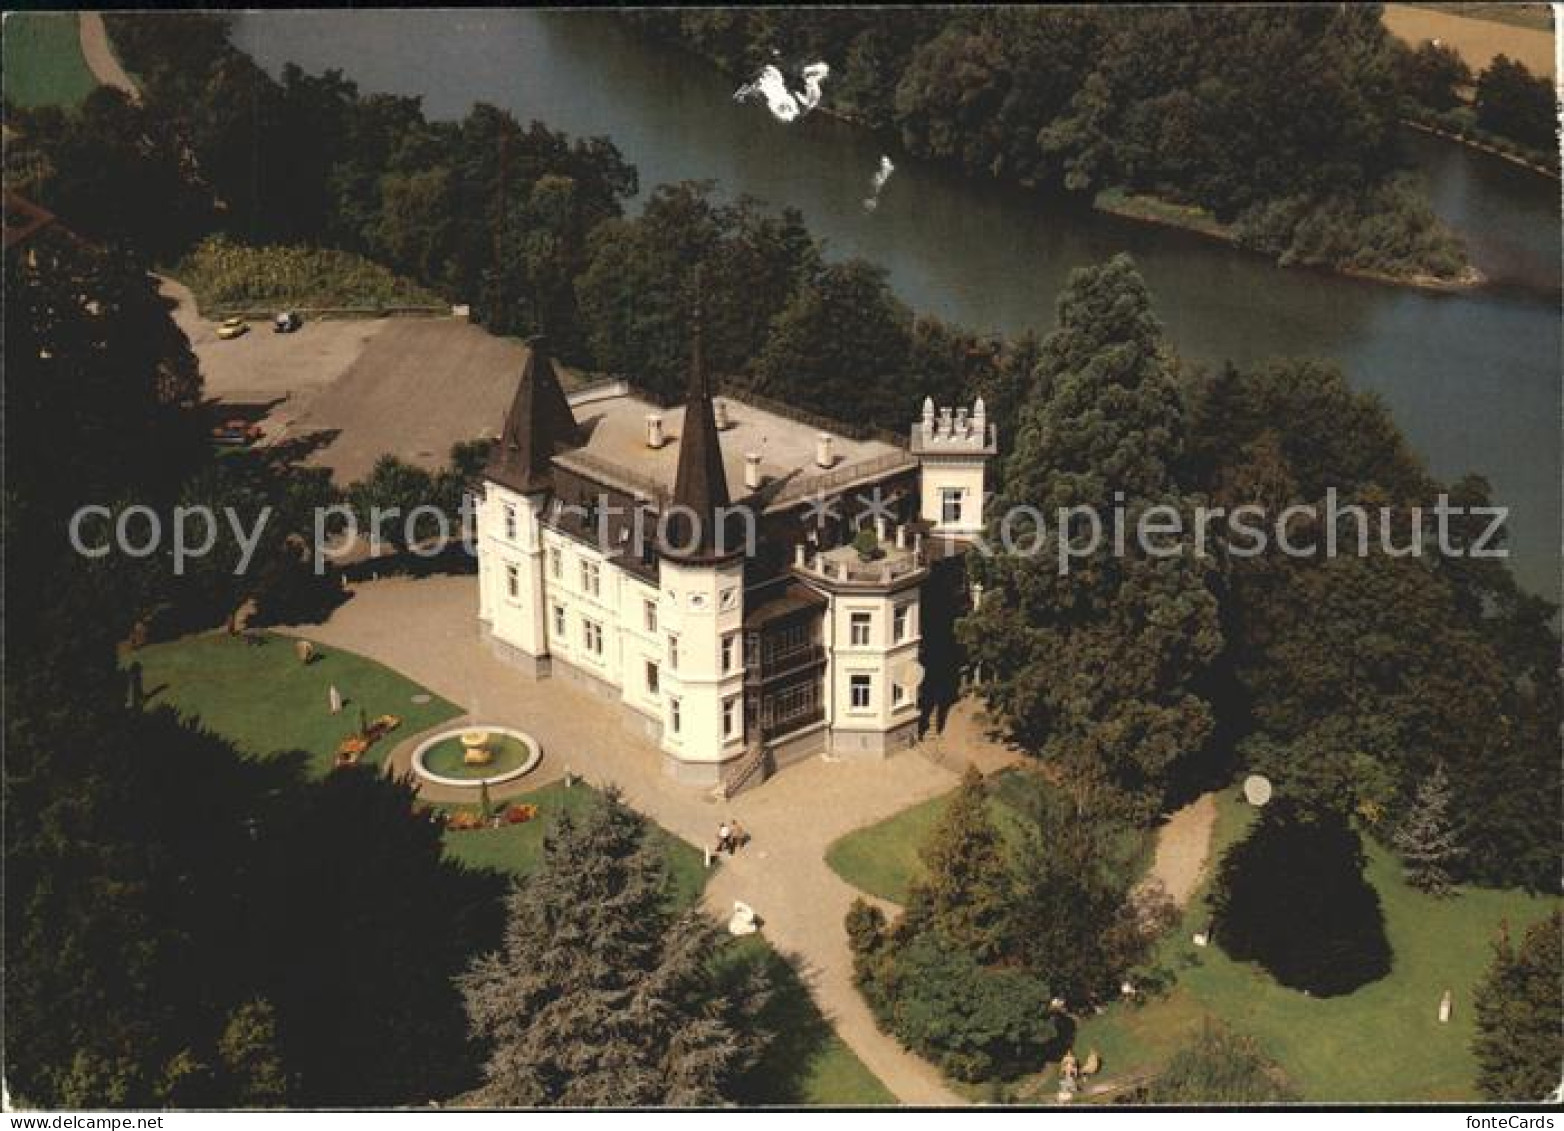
[216,317,249,340]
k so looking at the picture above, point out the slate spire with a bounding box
[485,337,578,494]
[667,307,736,561]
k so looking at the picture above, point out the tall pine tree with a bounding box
[1473,912,1563,1101]
[459,789,770,1106]
[905,766,1011,962]
[962,255,1221,815]
[1391,762,1461,896]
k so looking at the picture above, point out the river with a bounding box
[234,9,1561,597]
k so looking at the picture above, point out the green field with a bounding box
[439,780,708,905]
[135,630,889,1104]
[131,631,461,776]
[721,935,897,1106]
[825,769,1148,905]
[441,787,890,1104]
[3,12,96,108]
[830,782,1556,1102]
[1062,793,1556,1102]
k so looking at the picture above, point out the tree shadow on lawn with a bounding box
[718,937,848,1105]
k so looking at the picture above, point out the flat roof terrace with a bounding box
[562,387,907,505]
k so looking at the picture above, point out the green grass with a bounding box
[131,631,461,776]
[832,781,1557,1102]
[826,792,951,904]
[439,780,708,908]
[421,733,532,779]
[3,12,96,108]
[445,792,890,1103]
[1068,791,1560,1103]
[824,769,1147,905]
[721,935,896,1106]
[136,629,889,1104]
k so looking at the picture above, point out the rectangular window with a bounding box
[580,559,600,597]
[893,681,910,708]
[941,487,963,526]
[723,695,740,740]
[503,503,518,541]
[850,674,872,711]
[669,696,682,735]
[548,545,562,579]
[668,635,680,672]
[893,603,911,643]
[582,617,604,656]
[645,661,660,695]
[644,599,658,633]
[551,604,566,637]
[722,632,738,673]
[505,563,520,599]
[850,611,872,647]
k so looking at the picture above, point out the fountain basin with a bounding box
[411,725,541,789]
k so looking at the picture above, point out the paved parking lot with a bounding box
[169,276,557,483]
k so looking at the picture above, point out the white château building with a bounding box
[476,326,995,792]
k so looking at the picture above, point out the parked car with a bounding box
[273,310,303,333]
[216,316,249,340]
[211,418,263,447]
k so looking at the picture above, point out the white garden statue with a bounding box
[727,901,759,937]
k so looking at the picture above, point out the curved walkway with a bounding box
[78,13,138,102]
[282,573,972,1104]
[1143,793,1219,908]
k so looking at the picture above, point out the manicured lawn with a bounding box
[825,768,1144,905]
[132,631,461,776]
[3,12,96,107]
[825,792,951,904]
[137,630,888,1104]
[832,779,1557,1102]
[1069,791,1560,1103]
[721,935,896,1106]
[440,780,708,909]
[446,790,890,1103]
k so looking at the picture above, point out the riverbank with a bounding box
[1092,187,1484,293]
[1401,118,1560,181]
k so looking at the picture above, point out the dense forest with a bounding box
[1394,38,1559,172]
[3,14,1034,425]
[632,5,1479,281]
[962,255,1561,891]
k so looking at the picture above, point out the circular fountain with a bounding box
[411,724,541,789]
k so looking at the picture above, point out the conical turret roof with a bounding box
[485,338,579,494]
[666,316,736,561]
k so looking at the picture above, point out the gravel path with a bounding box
[1143,793,1218,908]
[77,12,139,102]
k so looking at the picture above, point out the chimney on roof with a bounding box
[714,399,731,430]
[744,451,762,491]
[646,413,665,449]
[815,433,835,469]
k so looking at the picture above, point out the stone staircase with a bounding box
[714,740,773,799]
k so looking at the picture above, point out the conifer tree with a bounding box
[907,766,1011,962]
[1473,912,1563,1101]
[962,255,1221,814]
[1391,762,1462,896]
[459,789,770,1106]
